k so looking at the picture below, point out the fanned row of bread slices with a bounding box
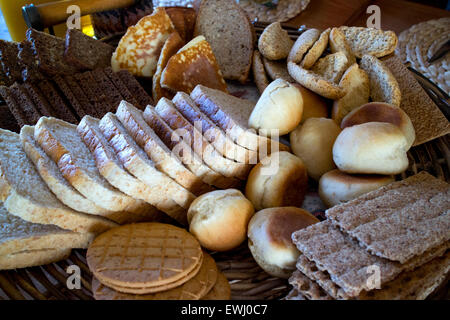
[0,85,289,245]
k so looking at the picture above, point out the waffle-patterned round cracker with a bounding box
[87,223,203,289]
[92,253,218,300]
[202,271,231,300]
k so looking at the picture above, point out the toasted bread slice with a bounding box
[0,128,116,233]
[111,7,175,77]
[115,100,212,195]
[338,26,398,58]
[155,98,252,180]
[288,29,320,63]
[311,52,349,84]
[359,55,401,107]
[252,50,269,94]
[98,112,193,225]
[301,28,330,69]
[153,32,184,103]
[287,61,346,100]
[332,64,370,125]
[258,22,294,60]
[329,28,356,65]
[161,35,228,94]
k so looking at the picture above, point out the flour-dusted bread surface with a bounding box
[115,100,211,196]
[77,116,166,224]
[338,26,398,58]
[194,0,254,82]
[20,125,108,216]
[98,112,192,225]
[33,117,146,218]
[258,22,293,60]
[360,55,401,107]
[0,128,117,233]
[111,7,175,77]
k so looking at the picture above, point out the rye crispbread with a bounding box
[325,172,450,264]
[381,55,450,146]
[292,220,449,297]
[288,270,332,300]
[284,289,307,300]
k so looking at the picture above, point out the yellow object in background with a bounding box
[0,0,93,41]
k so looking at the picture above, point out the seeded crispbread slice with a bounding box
[360,54,401,107]
[288,29,321,64]
[301,28,330,69]
[284,289,307,300]
[311,52,349,84]
[292,220,449,297]
[338,26,398,58]
[325,172,450,264]
[288,270,332,300]
[252,50,269,94]
[329,27,356,65]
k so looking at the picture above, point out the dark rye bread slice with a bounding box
[116,70,154,109]
[73,72,109,117]
[194,0,255,83]
[292,220,449,298]
[18,41,45,83]
[90,68,124,113]
[36,80,78,123]
[102,67,140,107]
[26,29,80,77]
[325,172,450,264]
[64,29,114,71]
[53,76,87,118]
[0,40,21,85]
[62,75,99,118]
[22,83,54,117]
[9,83,41,124]
[0,86,28,126]
[0,105,20,132]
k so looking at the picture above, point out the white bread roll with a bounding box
[248,207,319,278]
[245,151,308,211]
[318,169,395,208]
[188,189,254,252]
[249,79,303,136]
[292,84,329,124]
[341,102,416,148]
[290,118,341,180]
[333,122,409,175]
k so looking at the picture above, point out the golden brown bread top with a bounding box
[165,7,197,42]
[341,102,403,129]
[322,169,393,185]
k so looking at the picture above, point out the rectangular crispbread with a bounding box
[326,172,450,263]
[292,220,449,297]
[288,270,332,300]
[381,55,450,146]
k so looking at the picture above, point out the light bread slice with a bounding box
[190,85,290,154]
[338,26,398,58]
[288,29,321,63]
[252,50,270,94]
[34,117,150,220]
[0,248,72,270]
[152,32,184,103]
[0,128,117,233]
[155,98,252,180]
[160,35,228,94]
[258,22,293,60]
[287,61,346,100]
[332,64,370,125]
[77,115,168,223]
[172,92,258,164]
[359,54,401,107]
[142,105,241,189]
[329,27,356,65]
[98,112,193,225]
[20,125,108,216]
[111,7,175,77]
[301,28,330,69]
[310,52,349,84]
[115,101,212,196]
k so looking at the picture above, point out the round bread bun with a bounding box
[333,122,409,175]
[290,118,341,180]
[245,151,308,211]
[292,83,328,123]
[188,189,254,252]
[248,207,319,278]
[248,79,303,136]
[341,102,416,148]
[318,169,395,208]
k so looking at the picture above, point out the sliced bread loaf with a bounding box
[98,112,193,225]
[115,100,212,196]
[143,105,241,189]
[33,117,149,218]
[0,128,116,233]
[20,125,109,216]
[155,98,252,180]
[172,92,258,164]
[191,85,290,154]
[194,0,254,82]
[0,85,31,127]
[77,115,168,222]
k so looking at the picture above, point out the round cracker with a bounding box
[202,271,231,300]
[301,28,331,69]
[92,253,218,300]
[288,29,321,64]
[87,223,203,290]
[262,57,293,82]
